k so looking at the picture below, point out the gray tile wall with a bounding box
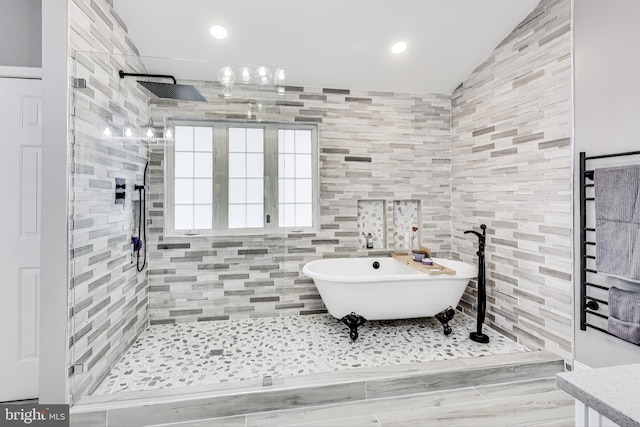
[450,0,572,360]
[68,0,150,400]
[147,85,452,323]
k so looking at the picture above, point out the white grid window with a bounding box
[173,126,213,231]
[228,128,264,229]
[278,129,313,227]
[167,123,317,235]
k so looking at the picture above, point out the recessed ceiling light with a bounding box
[210,25,228,40]
[391,41,407,54]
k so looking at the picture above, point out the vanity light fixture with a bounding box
[254,66,272,85]
[217,66,236,87]
[210,25,228,40]
[274,68,286,94]
[391,41,407,54]
[239,67,252,83]
[103,116,114,138]
[216,65,285,97]
[145,118,154,140]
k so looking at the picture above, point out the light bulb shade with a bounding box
[124,127,133,138]
[210,25,228,40]
[103,126,112,137]
[217,66,236,86]
[146,127,154,139]
[254,66,272,85]
[274,68,285,85]
[391,41,407,54]
[239,67,252,84]
[165,128,173,139]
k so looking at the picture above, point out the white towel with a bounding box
[595,165,640,281]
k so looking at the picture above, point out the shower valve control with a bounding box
[115,178,126,205]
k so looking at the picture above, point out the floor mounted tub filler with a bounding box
[302,257,477,340]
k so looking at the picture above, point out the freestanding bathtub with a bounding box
[302,257,477,339]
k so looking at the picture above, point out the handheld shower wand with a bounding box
[464,224,489,344]
[134,162,149,272]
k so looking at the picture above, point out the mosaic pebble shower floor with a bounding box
[92,313,527,396]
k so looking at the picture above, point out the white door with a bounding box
[0,74,42,401]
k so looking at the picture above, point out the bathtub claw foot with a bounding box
[341,312,367,341]
[435,306,456,336]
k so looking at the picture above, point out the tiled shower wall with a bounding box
[451,0,572,360]
[68,0,150,399]
[147,85,452,323]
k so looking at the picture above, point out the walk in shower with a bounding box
[67,52,529,406]
[68,52,299,401]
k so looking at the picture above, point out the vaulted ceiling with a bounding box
[114,0,539,94]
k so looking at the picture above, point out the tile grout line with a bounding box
[473,385,490,401]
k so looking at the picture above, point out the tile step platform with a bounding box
[70,350,565,427]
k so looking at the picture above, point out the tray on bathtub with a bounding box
[390,254,456,275]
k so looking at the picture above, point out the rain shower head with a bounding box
[119,70,207,102]
[136,81,206,102]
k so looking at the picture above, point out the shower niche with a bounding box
[392,200,421,250]
[357,199,421,250]
[357,200,386,249]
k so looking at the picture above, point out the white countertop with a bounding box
[556,364,640,427]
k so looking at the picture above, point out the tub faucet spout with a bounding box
[464,225,486,255]
[463,229,482,239]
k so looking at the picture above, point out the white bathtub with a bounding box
[302,257,477,321]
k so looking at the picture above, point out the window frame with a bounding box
[165,119,319,237]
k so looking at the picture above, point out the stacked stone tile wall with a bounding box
[68,0,150,399]
[450,0,572,360]
[147,84,452,323]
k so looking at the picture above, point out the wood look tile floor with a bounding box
[147,378,574,427]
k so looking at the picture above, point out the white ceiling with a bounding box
[113,0,539,95]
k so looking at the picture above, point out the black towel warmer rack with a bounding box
[579,150,640,344]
